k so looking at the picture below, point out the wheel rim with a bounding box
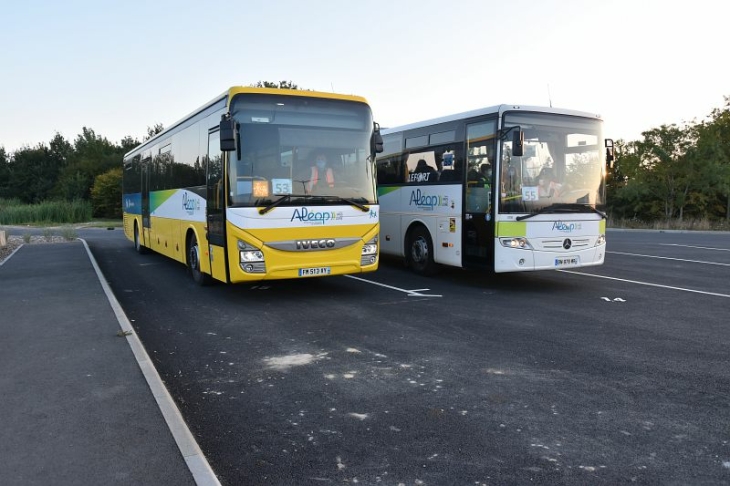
[411,236,429,265]
[189,242,200,272]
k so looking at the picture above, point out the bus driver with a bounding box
[307,152,335,193]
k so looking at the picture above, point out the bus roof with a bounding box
[124,87,370,158]
[380,104,602,135]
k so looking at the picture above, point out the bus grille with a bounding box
[539,237,592,250]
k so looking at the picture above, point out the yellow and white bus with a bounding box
[376,104,614,275]
[123,87,383,285]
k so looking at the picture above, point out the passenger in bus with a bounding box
[476,163,492,188]
[537,166,562,197]
[440,158,463,182]
[411,159,438,183]
[307,153,335,193]
[467,164,480,183]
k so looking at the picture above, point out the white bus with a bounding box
[376,104,614,275]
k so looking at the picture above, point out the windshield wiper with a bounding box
[516,203,607,221]
[258,194,370,215]
[322,195,370,212]
[258,194,308,215]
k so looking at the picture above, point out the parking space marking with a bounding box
[345,275,442,297]
[560,270,730,298]
[608,251,730,267]
[660,243,730,252]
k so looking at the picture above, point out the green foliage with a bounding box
[0,198,92,225]
[144,124,164,141]
[90,167,123,218]
[4,144,59,203]
[607,95,730,223]
[52,127,127,203]
[0,146,9,196]
[55,171,91,201]
[60,226,78,240]
[252,80,301,90]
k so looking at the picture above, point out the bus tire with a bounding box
[187,233,213,286]
[407,225,438,276]
[134,222,147,254]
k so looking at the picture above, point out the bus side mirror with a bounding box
[605,138,615,169]
[220,114,237,152]
[372,122,384,154]
[512,129,524,157]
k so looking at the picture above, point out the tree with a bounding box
[698,96,730,220]
[251,80,301,90]
[48,132,73,168]
[0,146,9,197]
[90,167,123,218]
[119,135,140,152]
[55,127,124,201]
[634,124,692,220]
[5,144,58,203]
[607,139,646,220]
[682,122,723,219]
[144,124,164,141]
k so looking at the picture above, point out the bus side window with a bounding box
[377,156,406,184]
[405,152,439,184]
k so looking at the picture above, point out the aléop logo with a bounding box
[409,189,448,211]
[291,207,343,225]
[182,192,201,215]
[552,221,582,233]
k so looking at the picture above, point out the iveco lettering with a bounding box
[295,239,336,250]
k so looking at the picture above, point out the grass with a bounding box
[608,216,730,232]
[0,198,92,225]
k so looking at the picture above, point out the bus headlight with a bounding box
[595,234,606,246]
[361,236,378,266]
[499,237,532,250]
[238,240,266,273]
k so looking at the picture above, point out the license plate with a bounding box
[298,267,331,277]
[555,256,580,267]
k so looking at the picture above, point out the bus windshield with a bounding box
[499,112,605,214]
[228,94,377,208]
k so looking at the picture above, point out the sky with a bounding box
[2,0,729,154]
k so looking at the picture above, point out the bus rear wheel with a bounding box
[407,226,438,276]
[187,233,213,286]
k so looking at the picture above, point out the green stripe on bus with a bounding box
[150,189,177,213]
[377,186,401,197]
[495,221,527,237]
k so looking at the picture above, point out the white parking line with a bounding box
[559,270,730,298]
[345,275,442,297]
[660,243,730,252]
[608,251,730,267]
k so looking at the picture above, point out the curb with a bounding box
[80,238,221,486]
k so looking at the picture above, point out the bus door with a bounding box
[463,120,497,269]
[206,129,228,281]
[140,150,152,244]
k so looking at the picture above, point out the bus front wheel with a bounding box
[407,226,438,276]
[187,233,213,286]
